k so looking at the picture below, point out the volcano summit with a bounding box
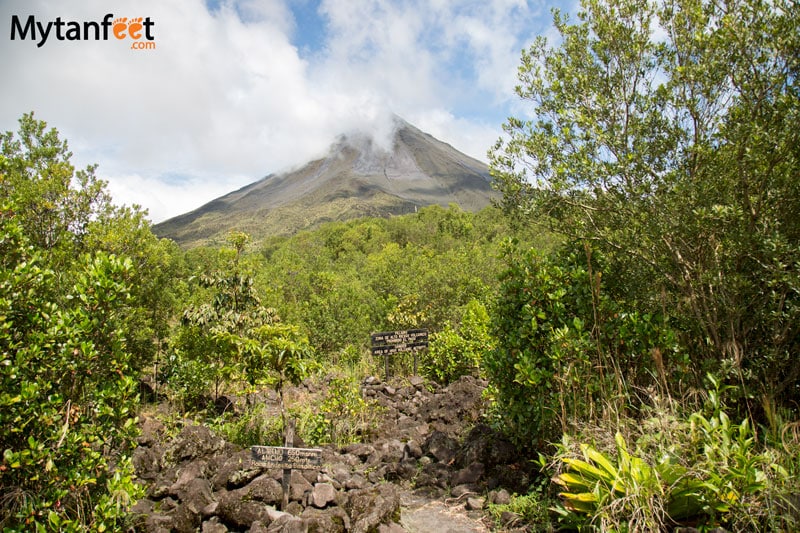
[154,117,496,247]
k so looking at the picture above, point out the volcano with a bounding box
[154,117,496,247]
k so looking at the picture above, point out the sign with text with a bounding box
[371,329,428,378]
[370,329,428,356]
[251,446,322,470]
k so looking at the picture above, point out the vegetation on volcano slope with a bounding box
[486,0,800,529]
[3,0,800,527]
[1,113,182,531]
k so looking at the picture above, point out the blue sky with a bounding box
[284,0,328,54]
[1,0,574,222]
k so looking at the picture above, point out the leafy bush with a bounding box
[485,244,594,447]
[215,403,284,448]
[487,489,555,532]
[421,299,493,385]
[553,432,697,531]
[2,113,181,376]
[485,242,681,448]
[0,207,142,530]
[296,376,382,447]
[161,350,217,411]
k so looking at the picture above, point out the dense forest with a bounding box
[2,0,799,530]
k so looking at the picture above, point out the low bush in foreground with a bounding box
[548,378,800,532]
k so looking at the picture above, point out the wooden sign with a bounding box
[251,446,322,470]
[370,342,428,356]
[252,419,322,511]
[370,329,428,378]
[370,329,429,346]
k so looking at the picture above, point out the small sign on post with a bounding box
[251,419,322,510]
[370,329,428,379]
[250,446,323,470]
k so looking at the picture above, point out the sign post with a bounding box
[281,419,293,512]
[251,418,322,510]
[370,329,428,379]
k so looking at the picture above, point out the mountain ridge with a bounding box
[154,117,497,247]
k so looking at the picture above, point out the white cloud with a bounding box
[103,172,251,223]
[0,0,562,222]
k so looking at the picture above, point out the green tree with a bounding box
[0,114,181,528]
[1,112,110,258]
[1,113,180,374]
[86,205,185,373]
[174,231,316,428]
[237,323,314,426]
[490,0,800,406]
[175,232,278,404]
[0,204,141,530]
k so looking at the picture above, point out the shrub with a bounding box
[0,208,141,530]
[421,299,493,385]
[487,490,555,532]
[485,241,684,449]
[296,376,382,447]
[215,403,284,448]
[551,377,799,532]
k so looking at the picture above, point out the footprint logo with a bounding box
[112,17,128,39]
[127,17,144,39]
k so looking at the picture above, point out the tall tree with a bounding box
[0,113,188,528]
[1,113,182,372]
[1,113,110,256]
[490,0,799,402]
[176,232,280,403]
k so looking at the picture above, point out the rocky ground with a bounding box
[131,375,538,533]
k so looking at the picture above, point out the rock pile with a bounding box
[131,375,534,532]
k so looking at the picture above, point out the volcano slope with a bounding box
[154,118,496,247]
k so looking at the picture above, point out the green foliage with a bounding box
[254,204,542,367]
[487,488,556,532]
[553,433,685,531]
[214,403,284,448]
[237,323,315,420]
[85,206,184,372]
[1,113,181,375]
[0,115,164,530]
[0,206,141,530]
[488,2,800,526]
[162,353,217,411]
[172,232,280,404]
[551,378,798,531]
[485,242,681,447]
[491,0,800,410]
[302,376,381,447]
[241,324,310,385]
[0,112,111,258]
[214,373,382,449]
[421,299,493,385]
[486,245,587,446]
[171,231,315,429]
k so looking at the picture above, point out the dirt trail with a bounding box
[400,491,490,533]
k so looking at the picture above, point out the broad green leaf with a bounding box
[582,445,618,478]
[563,457,613,483]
